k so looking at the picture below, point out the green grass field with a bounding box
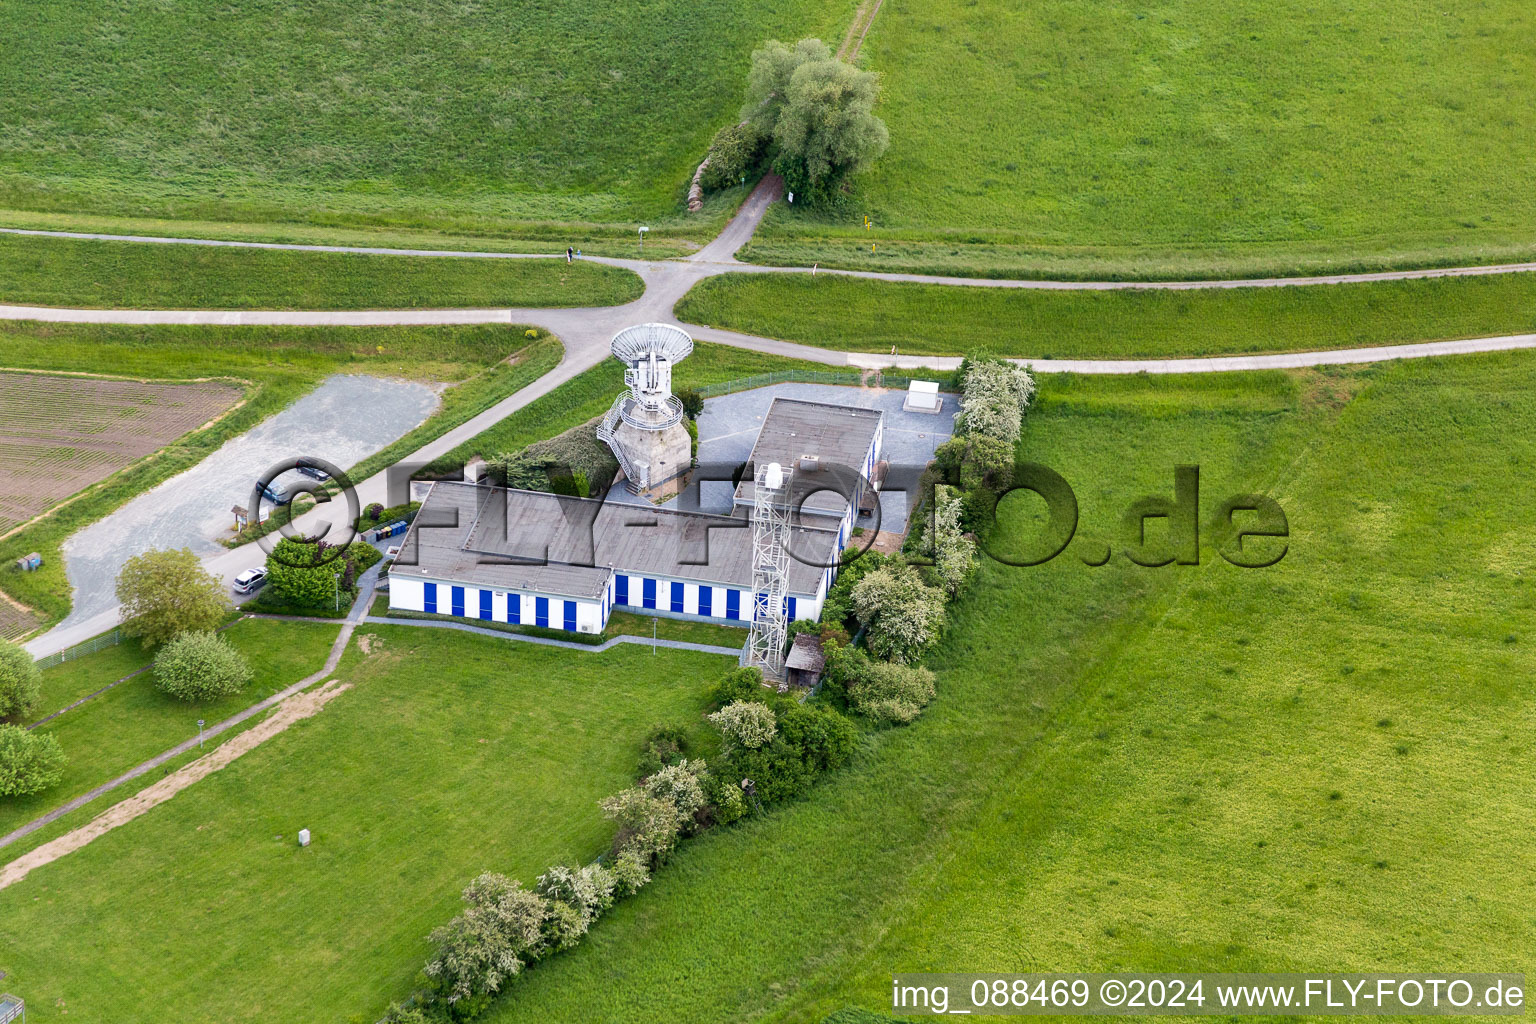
[0,0,854,240]
[1,618,339,852]
[0,234,642,309]
[418,355,1535,1022]
[678,272,1536,357]
[744,0,1536,278]
[0,324,557,626]
[0,627,733,1022]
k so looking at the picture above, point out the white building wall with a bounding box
[390,576,425,612]
[388,575,606,633]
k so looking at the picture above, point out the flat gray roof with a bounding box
[734,398,883,513]
[401,481,838,597]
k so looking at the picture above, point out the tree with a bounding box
[675,386,705,421]
[709,700,778,750]
[742,38,832,132]
[772,57,890,199]
[0,640,41,722]
[851,560,946,663]
[153,630,252,702]
[266,537,347,608]
[116,547,231,646]
[0,724,66,797]
[741,38,889,202]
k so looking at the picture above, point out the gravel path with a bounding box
[54,374,436,632]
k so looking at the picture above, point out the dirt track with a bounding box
[0,678,351,891]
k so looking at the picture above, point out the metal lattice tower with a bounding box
[747,461,792,679]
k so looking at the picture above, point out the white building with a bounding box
[389,397,884,634]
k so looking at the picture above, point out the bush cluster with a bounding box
[700,122,767,191]
[930,485,978,598]
[850,560,947,664]
[824,639,937,725]
[398,665,860,1021]
[705,674,857,811]
[0,724,66,797]
[419,854,632,1021]
[493,418,618,498]
[957,357,1036,446]
[153,630,252,702]
[0,640,41,722]
[264,538,377,611]
[635,723,688,778]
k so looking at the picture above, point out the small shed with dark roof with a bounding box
[784,633,827,688]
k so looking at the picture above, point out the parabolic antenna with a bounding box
[610,323,694,365]
[597,323,696,497]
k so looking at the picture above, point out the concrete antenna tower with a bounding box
[597,323,695,498]
[748,461,792,679]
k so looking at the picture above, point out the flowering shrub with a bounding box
[959,357,1036,445]
[708,700,778,750]
[643,759,708,824]
[423,873,548,1017]
[153,631,251,702]
[602,788,689,865]
[931,486,978,597]
[851,561,947,664]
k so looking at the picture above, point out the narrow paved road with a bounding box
[6,221,1536,289]
[16,178,1536,655]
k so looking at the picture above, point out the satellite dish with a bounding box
[610,323,693,365]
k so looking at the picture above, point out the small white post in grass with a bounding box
[298,828,311,848]
[197,719,205,748]
[653,617,658,654]
[334,571,342,613]
[638,226,649,250]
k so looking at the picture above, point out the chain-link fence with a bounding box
[696,368,934,399]
[34,627,124,669]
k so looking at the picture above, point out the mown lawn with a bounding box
[678,271,1536,357]
[0,233,642,309]
[745,0,1536,278]
[604,611,747,649]
[0,627,734,1022]
[0,0,854,238]
[0,324,557,627]
[0,618,339,850]
[438,356,1535,1022]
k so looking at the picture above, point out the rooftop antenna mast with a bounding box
[748,461,792,680]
